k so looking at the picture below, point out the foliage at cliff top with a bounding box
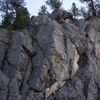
[0,0,30,30]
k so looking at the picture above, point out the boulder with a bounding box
[63,10,73,19]
[49,8,63,20]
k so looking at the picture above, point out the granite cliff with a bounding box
[0,9,100,100]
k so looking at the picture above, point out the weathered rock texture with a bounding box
[0,11,100,100]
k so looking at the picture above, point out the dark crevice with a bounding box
[7,58,16,68]
[97,89,100,100]
[93,78,100,100]
[87,34,94,45]
[69,59,73,78]
[45,69,56,88]
[63,26,71,34]
[47,93,55,100]
[91,46,95,57]
[67,35,80,55]
[63,33,68,56]
[48,69,56,85]
[19,59,31,90]
[97,28,100,32]
[28,65,35,82]
[85,34,88,38]
[32,37,45,57]
[55,78,74,93]
[6,78,11,100]
[21,45,36,57]
[84,24,91,34]
[0,40,9,45]
[76,52,89,79]
[76,52,91,99]
[78,52,88,68]
[46,57,57,79]
[35,41,44,52]
[34,89,42,93]
[1,46,9,71]
[83,78,90,99]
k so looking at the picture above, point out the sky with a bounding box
[24,0,87,16]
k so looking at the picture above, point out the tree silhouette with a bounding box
[79,0,97,16]
[0,0,30,30]
[38,5,49,15]
[46,0,63,10]
[70,3,80,18]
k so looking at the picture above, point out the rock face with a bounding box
[0,11,100,100]
[49,8,73,22]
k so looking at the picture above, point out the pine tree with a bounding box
[1,13,13,29]
[10,0,25,13]
[0,0,11,15]
[95,2,100,15]
[0,0,30,30]
[79,7,87,18]
[46,0,63,10]
[13,7,30,30]
[79,0,97,16]
[38,5,49,15]
[70,3,80,18]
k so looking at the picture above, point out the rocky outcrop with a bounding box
[49,8,73,20]
[49,8,73,24]
[0,10,100,100]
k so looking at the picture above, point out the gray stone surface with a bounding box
[0,29,10,69]
[7,30,33,70]
[0,70,10,100]
[0,29,10,44]
[63,10,73,19]
[3,60,22,81]
[0,42,8,69]
[8,78,21,100]
[49,8,63,20]
[0,12,100,100]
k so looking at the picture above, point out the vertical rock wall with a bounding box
[0,15,100,100]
